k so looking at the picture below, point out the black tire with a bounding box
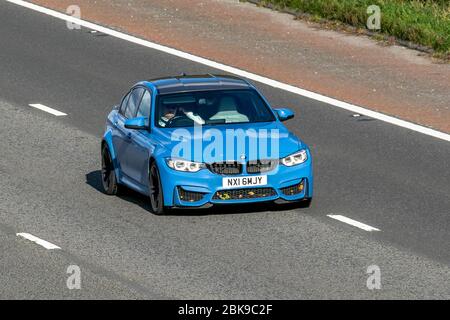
[149,162,166,215]
[101,144,120,195]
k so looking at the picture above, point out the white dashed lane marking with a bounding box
[29,104,67,116]
[327,215,381,232]
[16,233,61,250]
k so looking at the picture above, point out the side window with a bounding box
[119,92,130,116]
[136,90,151,118]
[124,87,145,119]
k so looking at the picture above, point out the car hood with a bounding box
[152,122,304,163]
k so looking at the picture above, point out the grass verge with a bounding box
[251,0,450,58]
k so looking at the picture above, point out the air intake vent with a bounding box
[247,159,278,174]
[213,187,276,200]
[207,161,242,175]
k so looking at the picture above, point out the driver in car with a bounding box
[159,103,205,127]
[159,104,177,127]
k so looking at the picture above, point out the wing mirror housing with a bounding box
[124,117,149,130]
[274,108,295,122]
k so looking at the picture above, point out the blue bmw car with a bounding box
[101,74,313,214]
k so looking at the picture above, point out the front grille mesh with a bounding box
[246,159,278,173]
[207,162,242,175]
[280,180,305,196]
[213,187,276,201]
[178,187,206,202]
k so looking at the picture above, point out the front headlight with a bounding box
[280,150,308,166]
[166,158,205,172]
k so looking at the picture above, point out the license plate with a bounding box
[222,176,267,189]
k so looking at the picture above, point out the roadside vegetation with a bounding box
[252,0,450,58]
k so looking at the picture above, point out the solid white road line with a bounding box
[16,233,61,250]
[7,0,450,142]
[29,103,67,116]
[327,215,380,232]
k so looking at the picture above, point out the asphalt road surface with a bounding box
[0,1,449,299]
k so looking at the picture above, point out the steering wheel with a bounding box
[166,115,195,127]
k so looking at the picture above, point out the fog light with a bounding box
[177,187,206,202]
[280,179,306,196]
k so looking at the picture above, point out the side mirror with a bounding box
[274,108,295,122]
[124,117,149,130]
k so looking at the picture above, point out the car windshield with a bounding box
[155,89,276,128]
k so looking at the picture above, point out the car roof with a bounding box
[145,74,253,95]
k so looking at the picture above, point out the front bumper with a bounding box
[157,158,313,207]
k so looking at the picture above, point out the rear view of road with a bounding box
[0,1,449,299]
